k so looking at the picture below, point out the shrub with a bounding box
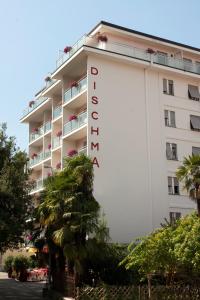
[4,256,14,277]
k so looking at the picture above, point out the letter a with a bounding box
[92,157,99,168]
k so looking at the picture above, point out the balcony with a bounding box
[78,146,87,155]
[64,76,87,104]
[30,125,44,143]
[29,150,51,167]
[63,111,87,137]
[52,136,61,149]
[56,35,87,68]
[22,97,48,119]
[44,120,52,134]
[31,177,43,193]
[29,121,51,143]
[54,35,200,76]
[153,53,200,74]
[53,105,62,119]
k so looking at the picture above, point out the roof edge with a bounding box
[88,20,200,53]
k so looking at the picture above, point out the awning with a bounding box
[190,115,200,130]
[188,85,200,100]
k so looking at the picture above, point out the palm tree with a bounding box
[37,154,105,292]
[176,154,200,216]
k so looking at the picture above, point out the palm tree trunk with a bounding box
[197,199,200,217]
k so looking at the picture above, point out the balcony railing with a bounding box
[29,125,44,142]
[56,35,87,68]
[53,105,62,119]
[63,111,87,136]
[78,146,87,155]
[54,35,200,76]
[29,150,51,167]
[22,97,48,119]
[52,136,61,149]
[31,177,43,193]
[44,121,52,133]
[64,76,87,104]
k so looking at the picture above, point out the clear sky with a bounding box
[0,0,200,150]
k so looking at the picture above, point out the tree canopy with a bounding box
[121,213,200,285]
[36,154,107,289]
[176,154,200,216]
[0,124,32,252]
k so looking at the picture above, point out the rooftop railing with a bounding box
[55,35,200,76]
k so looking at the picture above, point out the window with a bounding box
[164,110,176,127]
[192,147,200,155]
[163,79,174,95]
[190,115,200,131]
[170,212,181,224]
[168,177,179,195]
[183,58,192,72]
[188,85,200,101]
[166,143,177,160]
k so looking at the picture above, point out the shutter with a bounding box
[166,143,172,159]
[170,111,176,127]
[188,85,200,100]
[190,115,200,130]
[163,79,167,93]
[164,110,169,126]
[192,147,200,155]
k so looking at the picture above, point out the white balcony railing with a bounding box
[31,177,43,193]
[78,146,87,155]
[53,105,62,119]
[64,76,87,104]
[55,35,200,76]
[22,97,48,119]
[52,136,61,149]
[29,150,51,167]
[29,125,44,142]
[63,111,87,136]
[29,121,51,143]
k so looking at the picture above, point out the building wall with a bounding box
[87,55,171,242]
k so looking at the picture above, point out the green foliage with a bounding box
[0,123,32,251]
[12,255,30,273]
[83,243,138,286]
[4,255,14,272]
[37,154,106,287]
[122,213,200,283]
[176,154,200,215]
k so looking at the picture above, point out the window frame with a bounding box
[166,142,178,160]
[164,110,176,127]
[168,176,179,195]
[163,79,174,96]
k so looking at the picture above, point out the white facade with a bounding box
[21,21,200,243]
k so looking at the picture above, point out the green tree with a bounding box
[37,154,103,292]
[0,123,32,252]
[176,154,200,216]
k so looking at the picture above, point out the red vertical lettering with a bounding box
[91,127,99,135]
[92,96,98,104]
[91,142,99,151]
[92,157,99,168]
[91,67,98,75]
[91,111,98,120]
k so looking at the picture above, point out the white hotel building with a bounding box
[21,21,200,243]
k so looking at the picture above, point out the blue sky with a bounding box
[0,0,200,150]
